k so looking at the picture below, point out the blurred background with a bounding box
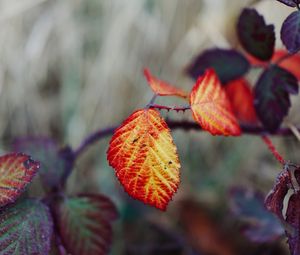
[0,0,299,254]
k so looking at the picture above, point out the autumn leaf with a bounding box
[143,68,189,99]
[190,69,241,136]
[0,199,53,255]
[225,79,257,124]
[55,194,118,255]
[246,49,300,80]
[0,153,40,207]
[107,108,180,210]
[272,50,300,80]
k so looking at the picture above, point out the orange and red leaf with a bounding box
[144,68,189,99]
[225,78,258,124]
[190,69,241,136]
[0,153,40,207]
[107,108,180,210]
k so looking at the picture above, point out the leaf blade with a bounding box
[237,8,275,61]
[186,48,250,83]
[225,78,258,124]
[107,109,181,210]
[56,194,118,255]
[143,68,188,99]
[281,11,300,54]
[190,69,241,136]
[254,65,298,131]
[0,153,39,207]
[0,199,53,255]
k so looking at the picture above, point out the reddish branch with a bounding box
[73,120,300,159]
[261,135,285,164]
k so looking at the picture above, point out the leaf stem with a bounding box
[261,135,285,165]
[149,104,191,112]
[72,120,300,159]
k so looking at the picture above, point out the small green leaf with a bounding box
[55,194,118,255]
[0,153,39,207]
[0,199,53,255]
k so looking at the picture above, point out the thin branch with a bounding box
[149,104,190,112]
[261,135,285,164]
[73,120,300,159]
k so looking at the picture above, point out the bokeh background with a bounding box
[0,0,299,254]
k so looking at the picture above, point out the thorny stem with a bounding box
[149,104,190,112]
[261,135,285,165]
[73,120,300,159]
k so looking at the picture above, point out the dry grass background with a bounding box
[0,0,298,254]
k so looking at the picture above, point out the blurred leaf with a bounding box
[265,165,300,255]
[143,68,188,99]
[0,153,39,207]
[13,137,74,189]
[285,192,300,255]
[265,168,291,220]
[281,11,300,53]
[230,187,284,243]
[277,0,300,7]
[237,8,275,61]
[225,79,258,124]
[0,199,53,255]
[55,194,118,255]
[186,48,250,83]
[254,65,298,131]
[107,109,180,210]
[246,49,300,80]
[179,200,237,255]
[190,69,241,136]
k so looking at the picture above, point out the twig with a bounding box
[73,120,300,159]
[149,104,190,112]
[287,123,300,142]
[261,135,285,165]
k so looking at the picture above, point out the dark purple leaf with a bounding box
[237,8,275,61]
[230,187,284,243]
[265,169,291,220]
[265,165,300,255]
[276,0,300,7]
[13,137,74,189]
[281,11,300,54]
[0,199,53,255]
[55,194,118,255]
[254,65,298,131]
[186,48,250,83]
[285,193,300,255]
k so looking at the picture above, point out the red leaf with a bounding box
[225,79,258,124]
[246,49,300,80]
[107,109,181,210]
[144,68,189,99]
[0,153,39,207]
[189,69,241,136]
[272,50,300,80]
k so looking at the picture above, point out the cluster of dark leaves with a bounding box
[187,2,300,254]
[187,3,300,132]
[0,138,118,255]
